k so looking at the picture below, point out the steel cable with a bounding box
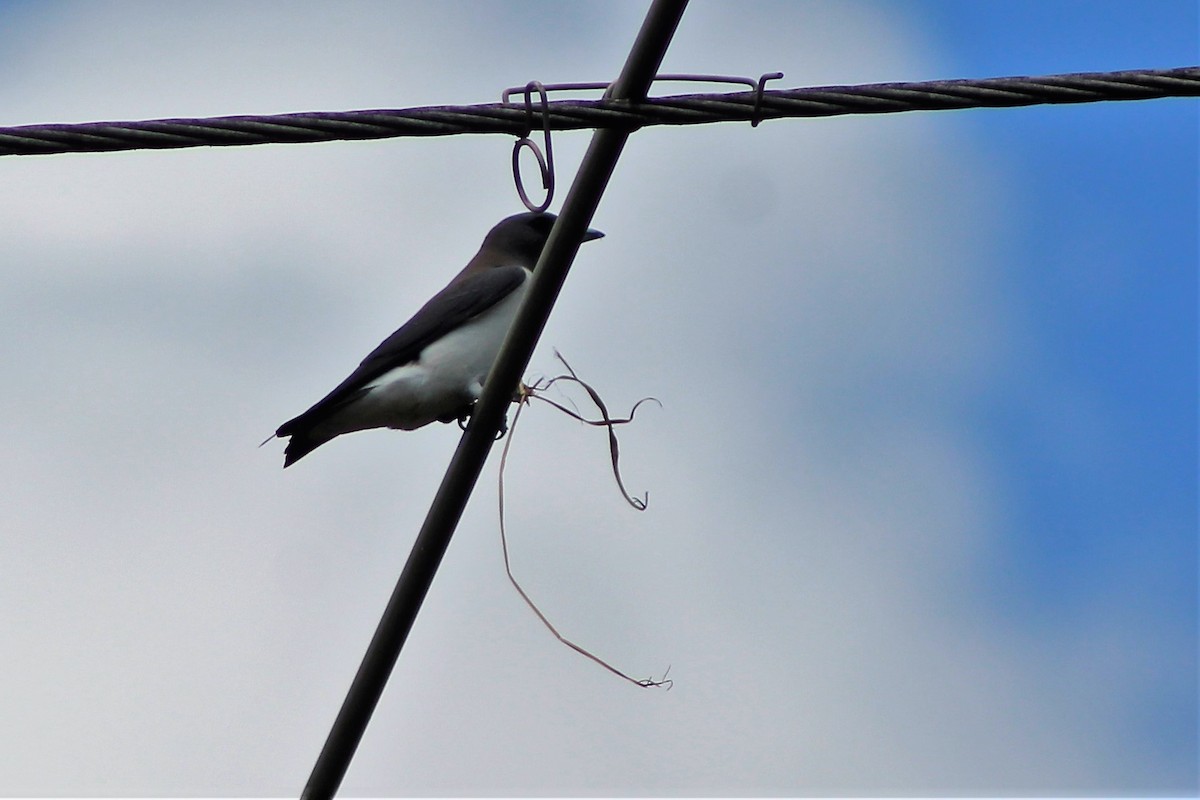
[1,66,1195,157]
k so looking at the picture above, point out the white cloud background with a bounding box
[0,1,1194,795]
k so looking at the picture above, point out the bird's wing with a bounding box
[277,265,527,436]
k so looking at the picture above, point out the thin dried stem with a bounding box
[524,350,660,509]
[495,371,670,689]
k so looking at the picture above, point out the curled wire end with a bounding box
[510,81,555,213]
[752,71,784,127]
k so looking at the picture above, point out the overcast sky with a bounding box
[0,1,1195,796]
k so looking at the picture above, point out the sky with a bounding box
[0,0,1195,796]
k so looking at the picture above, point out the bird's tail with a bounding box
[282,431,330,468]
[267,416,332,467]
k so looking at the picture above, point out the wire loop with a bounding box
[510,81,555,213]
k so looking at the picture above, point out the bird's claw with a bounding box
[455,408,509,440]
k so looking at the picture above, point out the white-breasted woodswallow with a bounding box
[271,212,603,466]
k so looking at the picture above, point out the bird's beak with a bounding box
[582,227,605,242]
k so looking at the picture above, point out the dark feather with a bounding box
[276,265,527,440]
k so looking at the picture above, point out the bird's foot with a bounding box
[454,407,509,440]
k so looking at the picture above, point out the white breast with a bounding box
[344,273,530,432]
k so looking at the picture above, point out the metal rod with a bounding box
[299,1,689,797]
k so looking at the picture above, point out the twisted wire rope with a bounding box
[1,66,1196,157]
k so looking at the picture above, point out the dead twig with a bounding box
[496,356,669,689]
[524,350,661,509]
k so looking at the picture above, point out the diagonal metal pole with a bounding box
[299,1,689,797]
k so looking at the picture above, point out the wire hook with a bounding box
[510,81,554,213]
[752,71,784,127]
[646,72,784,127]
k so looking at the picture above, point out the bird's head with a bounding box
[482,212,604,268]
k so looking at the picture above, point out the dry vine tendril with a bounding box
[497,351,670,689]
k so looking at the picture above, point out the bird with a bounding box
[270,211,604,467]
